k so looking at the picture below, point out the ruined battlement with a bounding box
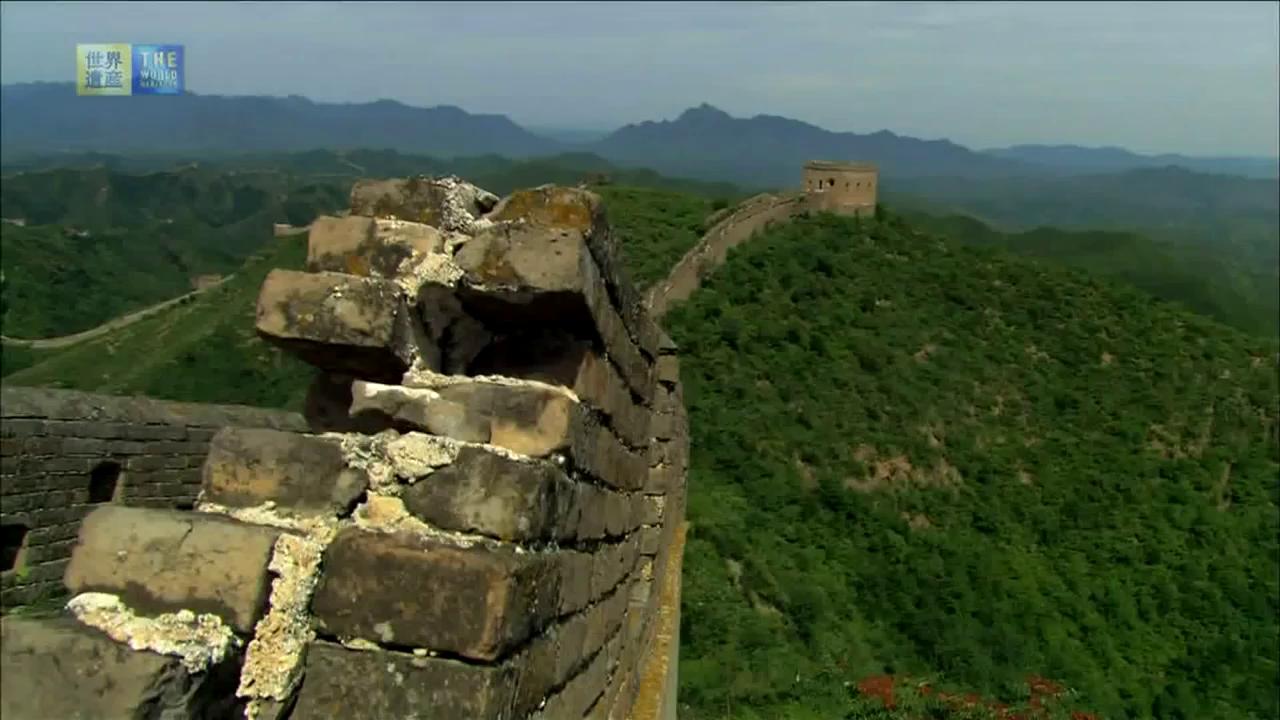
[0,177,688,720]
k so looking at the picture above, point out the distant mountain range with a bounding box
[0,82,559,159]
[2,83,1276,185]
[983,144,1278,179]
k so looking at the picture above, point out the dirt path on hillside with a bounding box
[1,274,235,350]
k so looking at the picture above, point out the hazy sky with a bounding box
[2,1,1277,156]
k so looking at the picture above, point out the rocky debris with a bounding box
[67,592,240,673]
[0,615,245,720]
[237,533,330,715]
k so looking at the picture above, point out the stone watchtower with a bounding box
[803,160,878,216]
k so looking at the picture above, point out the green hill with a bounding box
[2,234,313,409]
[667,211,1278,719]
[0,166,346,338]
[905,212,1279,338]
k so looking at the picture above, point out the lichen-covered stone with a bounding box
[306,215,443,277]
[64,506,283,633]
[399,445,577,542]
[310,528,560,662]
[0,616,245,720]
[202,428,368,516]
[255,269,426,381]
[349,176,497,232]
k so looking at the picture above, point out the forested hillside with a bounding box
[0,166,346,337]
[667,212,1279,719]
[907,212,1279,338]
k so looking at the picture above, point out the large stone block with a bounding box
[64,506,283,633]
[290,641,517,720]
[349,176,497,231]
[201,427,368,516]
[306,215,443,277]
[451,222,654,404]
[0,616,244,720]
[255,269,425,381]
[352,378,578,457]
[399,446,578,542]
[310,528,560,661]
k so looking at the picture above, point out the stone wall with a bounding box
[0,387,305,611]
[646,191,809,318]
[0,177,690,720]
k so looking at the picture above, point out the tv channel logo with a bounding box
[76,44,183,96]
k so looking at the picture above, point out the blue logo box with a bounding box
[131,44,184,95]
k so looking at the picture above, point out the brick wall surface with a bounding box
[0,386,305,610]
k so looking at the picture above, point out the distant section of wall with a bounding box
[647,192,808,318]
[0,386,305,610]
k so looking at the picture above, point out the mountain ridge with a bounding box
[4,84,1275,182]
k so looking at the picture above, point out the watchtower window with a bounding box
[1,524,29,572]
[89,461,122,503]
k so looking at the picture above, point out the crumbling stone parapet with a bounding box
[5,175,690,720]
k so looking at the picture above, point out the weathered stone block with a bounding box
[591,537,639,599]
[255,269,425,381]
[559,550,594,614]
[639,496,665,526]
[350,380,482,441]
[571,411,647,491]
[354,378,579,457]
[290,641,517,720]
[201,427,369,516]
[639,525,662,556]
[311,528,560,661]
[488,185,656,358]
[399,446,577,542]
[451,221,653,404]
[349,176,497,230]
[533,640,609,720]
[64,506,283,633]
[0,616,245,720]
[569,350,651,450]
[307,215,444,278]
[575,484,609,539]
